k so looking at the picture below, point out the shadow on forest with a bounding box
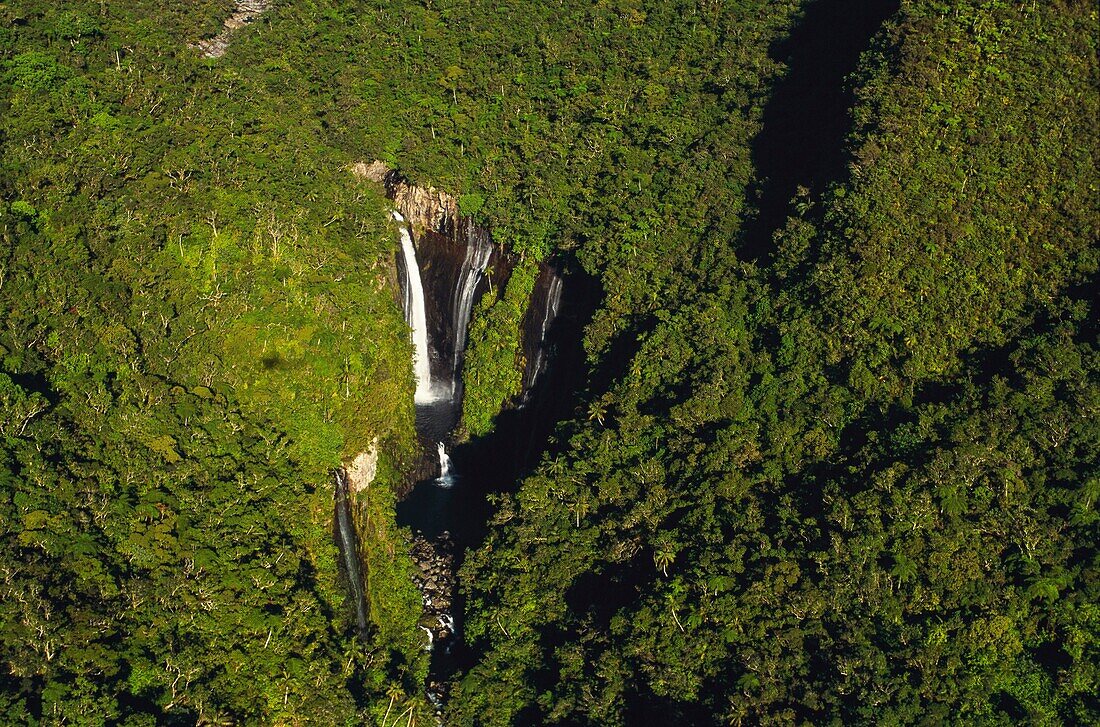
[449,263,600,544]
[740,0,899,262]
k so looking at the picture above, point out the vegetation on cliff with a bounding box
[461,257,538,437]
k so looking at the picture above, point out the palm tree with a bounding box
[654,546,675,577]
[381,684,404,726]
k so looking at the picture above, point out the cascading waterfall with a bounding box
[334,468,369,637]
[421,626,434,650]
[394,211,437,403]
[366,166,584,703]
[450,220,495,396]
[524,272,564,398]
[436,442,454,488]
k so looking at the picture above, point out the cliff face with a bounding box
[346,439,379,496]
[355,160,515,407]
[352,161,459,237]
[354,160,568,423]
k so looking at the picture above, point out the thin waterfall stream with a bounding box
[436,443,455,489]
[450,219,494,399]
[393,211,438,404]
[334,468,369,638]
[522,270,563,402]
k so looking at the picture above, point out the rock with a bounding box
[406,532,458,661]
[194,1,271,59]
[346,439,379,495]
[351,160,390,184]
[352,160,459,236]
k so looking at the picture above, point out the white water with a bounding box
[525,272,564,397]
[436,442,455,488]
[393,211,438,403]
[451,221,495,395]
[438,613,456,654]
[421,625,434,650]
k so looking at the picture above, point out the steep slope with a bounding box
[1,0,1095,724]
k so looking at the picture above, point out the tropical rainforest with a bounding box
[1,0,1096,725]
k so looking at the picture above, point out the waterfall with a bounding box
[436,442,454,488]
[525,272,564,397]
[334,469,369,637]
[421,625,434,650]
[393,211,437,403]
[450,220,495,396]
[381,180,579,701]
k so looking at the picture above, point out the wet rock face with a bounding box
[334,469,369,637]
[415,228,469,385]
[520,264,564,399]
[194,1,271,58]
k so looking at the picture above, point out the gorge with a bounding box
[341,163,584,685]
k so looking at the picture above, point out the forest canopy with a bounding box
[1,0,1097,725]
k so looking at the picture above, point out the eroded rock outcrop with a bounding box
[346,438,379,496]
[352,161,459,236]
[195,0,271,59]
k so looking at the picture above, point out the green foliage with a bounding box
[356,457,429,672]
[458,192,486,216]
[450,0,1099,724]
[0,373,48,438]
[801,0,1100,396]
[0,0,425,722]
[0,0,1095,724]
[461,258,539,437]
[4,50,70,92]
[53,10,101,41]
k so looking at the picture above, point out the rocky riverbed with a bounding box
[409,532,457,703]
[410,533,455,648]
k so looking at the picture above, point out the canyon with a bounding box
[335,163,588,700]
